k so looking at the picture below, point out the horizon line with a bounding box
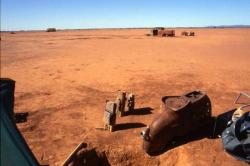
[1,25,250,32]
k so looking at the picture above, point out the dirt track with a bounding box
[1,28,250,165]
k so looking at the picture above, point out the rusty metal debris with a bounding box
[152,29,159,36]
[151,27,175,37]
[150,28,196,37]
[141,90,212,155]
[181,31,195,36]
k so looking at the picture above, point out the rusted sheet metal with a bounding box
[151,28,175,37]
[141,91,212,155]
[158,30,175,37]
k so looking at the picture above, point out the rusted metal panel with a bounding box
[151,28,175,37]
[158,30,175,37]
[141,91,212,155]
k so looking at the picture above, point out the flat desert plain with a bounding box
[1,28,250,166]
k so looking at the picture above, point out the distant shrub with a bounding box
[46,28,56,32]
[10,31,16,34]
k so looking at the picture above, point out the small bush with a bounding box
[46,28,56,32]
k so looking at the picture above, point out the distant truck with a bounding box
[151,27,175,37]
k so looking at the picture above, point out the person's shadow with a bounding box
[149,109,236,156]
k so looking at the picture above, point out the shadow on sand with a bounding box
[15,112,29,123]
[63,142,111,166]
[115,122,146,131]
[150,109,236,156]
[125,107,153,116]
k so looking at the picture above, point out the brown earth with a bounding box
[1,28,250,166]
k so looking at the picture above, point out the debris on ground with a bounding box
[141,90,212,155]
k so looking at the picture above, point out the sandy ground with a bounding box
[1,28,250,166]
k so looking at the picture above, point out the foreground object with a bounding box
[0,78,40,166]
[189,32,195,36]
[151,27,175,37]
[103,101,117,132]
[141,91,212,155]
[115,90,126,117]
[222,105,250,163]
[62,142,110,166]
[127,93,135,112]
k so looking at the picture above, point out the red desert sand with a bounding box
[1,28,250,165]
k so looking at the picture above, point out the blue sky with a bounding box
[1,0,250,30]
